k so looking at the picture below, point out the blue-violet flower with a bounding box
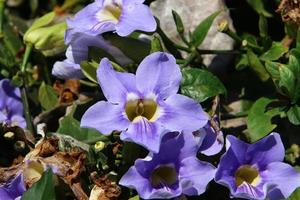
[215,133,300,200]
[0,79,26,128]
[66,0,157,39]
[81,52,208,152]
[119,132,216,199]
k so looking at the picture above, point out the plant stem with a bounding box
[196,49,244,55]
[174,43,191,52]
[0,0,5,36]
[20,44,35,135]
[80,80,98,87]
[182,51,197,68]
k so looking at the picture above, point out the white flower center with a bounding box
[96,0,122,24]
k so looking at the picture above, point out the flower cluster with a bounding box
[50,1,300,199]
[52,0,156,79]
[0,79,26,128]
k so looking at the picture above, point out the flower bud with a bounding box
[217,20,229,33]
[24,12,67,57]
[3,131,15,141]
[94,141,105,152]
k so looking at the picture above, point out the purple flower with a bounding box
[215,133,300,200]
[119,132,216,199]
[81,52,208,152]
[0,173,26,200]
[195,116,224,156]
[52,32,132,79]
[66,0,156,40]
[0,79,26,128]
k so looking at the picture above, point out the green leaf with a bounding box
[258,15,268,38]
[246,0,272,17]
[38,82,58,110]
[288,187,300,200]
[88,46,116,64]
[80,61,98,83]
[265,61,280,79]
[236,54,249,71]
[287,105,300,126]
[21,169,56,200]
[172,10,184,35]
[247,50,270,81]
[288,55,300,78]
[181,68,226,102]
[103,34,151,63]
[260,42,288,61]
[151,35,163,53]
[191,11,221,47]
[279,66,296,98]
[247,98,281,142]
[129,195,140,200]
[57,106,108,144]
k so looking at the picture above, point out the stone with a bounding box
[151,0,235,68]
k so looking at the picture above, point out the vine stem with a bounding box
[0,0,5,35]
[21,44,35,136]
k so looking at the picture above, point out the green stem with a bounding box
[80,80,98,87]
[223,29,242,44]
[0,0,5,36]
[20,44,35,135]
[182,51,197,68]
[196,49,244,55]
[174,43,191,52]
[21,44,33,73]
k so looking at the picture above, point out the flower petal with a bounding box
[226,135,249,164]
[180,157,216,196]
[10,115,26,128]
[247,133,285,167]
[66,2,115,37]
[116,0,156,36]
[52,60,84,79]
[136,52,181,99]
[198,124,224,156]
[119,166,154,199]
[97,58,137,103]
[159,94,208,132]
[263,162,300,199]
[81,101,129,135]
[121,117,164,153]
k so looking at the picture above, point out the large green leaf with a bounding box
[191,11,221,47]
[38,82,58,110]
[247,98,281,142]
[247,49,270,81]
[181,68,226,102]
[287,105,300,126]
[260,42,288,61]
[21,169,56,200]
[57,106,108,144]
[279,66,296,98]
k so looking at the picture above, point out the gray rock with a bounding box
[151,0,235,68]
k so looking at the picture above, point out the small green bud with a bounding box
[24,12,67,57]
[3,131,15,141]
[94,141,105,152]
